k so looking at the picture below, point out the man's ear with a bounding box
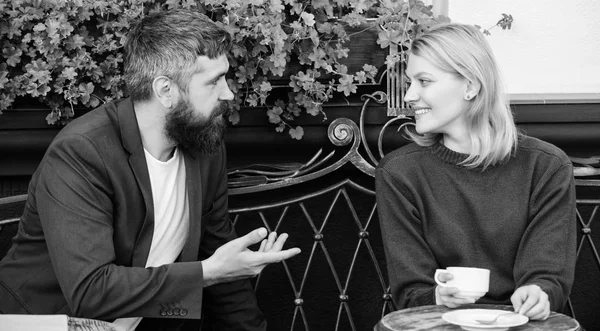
[152,76,177,108]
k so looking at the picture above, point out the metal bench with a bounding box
[2,93,599,331]
[225,93,600,331]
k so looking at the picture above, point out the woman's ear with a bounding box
[464,80,481,101]
[152,76,177,108]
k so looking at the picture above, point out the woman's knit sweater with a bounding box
[375,135,576,312]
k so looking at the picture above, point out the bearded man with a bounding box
[0,9,300,331]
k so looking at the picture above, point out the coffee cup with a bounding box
[434,267,490,300]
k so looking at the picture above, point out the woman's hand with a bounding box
[434,272,477,308]
[510,284,550,320]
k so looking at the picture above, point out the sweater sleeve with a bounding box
[375,166,437,308]
[514,162,577,312]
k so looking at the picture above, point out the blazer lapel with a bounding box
[116,99,155,267]
[179,150,203,262]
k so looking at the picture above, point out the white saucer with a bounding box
[442,309,528,331]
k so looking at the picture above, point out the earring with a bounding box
[465,94,474,100]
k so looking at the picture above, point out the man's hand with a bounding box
[510,284,550,320]
[434,272,477,308]
[202,227,301,287]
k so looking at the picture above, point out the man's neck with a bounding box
[133,101,176,161]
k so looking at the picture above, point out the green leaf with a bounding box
[267,106,283,124]
[300,12,315,26]
[33,23,46,32]
[337,75,357,96]
[275,123,285,133]
[0,70,8,90]
[78,82,94,104]
[355,71,367,84]
[3,46,23,67]
[271,0,285,13]
[289,126,304,140]
[305,102,322,116]
[228,109,241,125]
[259,81,272,93]
[312,0,334,17]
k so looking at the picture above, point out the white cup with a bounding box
[434,267,490,300]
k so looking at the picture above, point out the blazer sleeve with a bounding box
[35,133,205,320]
[197,142,267,331]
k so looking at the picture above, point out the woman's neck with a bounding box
[441,133,472,154]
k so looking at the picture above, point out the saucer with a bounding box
[442,309,528,331]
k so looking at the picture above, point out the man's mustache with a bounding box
[213,102,231,118]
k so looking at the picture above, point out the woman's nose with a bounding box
[403,85,418,103]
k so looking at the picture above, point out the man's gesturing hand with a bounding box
[202,227,301,287]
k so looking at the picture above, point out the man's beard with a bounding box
[164,97,228,155]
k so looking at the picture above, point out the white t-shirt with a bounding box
[113,147,190,331]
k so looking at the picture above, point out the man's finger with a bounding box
[271,233,289,251]
[259,239,267,252]
[265,231,277,251]
[258,248,301,263]
[239,227,268,248]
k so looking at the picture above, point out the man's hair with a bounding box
[123,9,232,102]
[405,23,518,170]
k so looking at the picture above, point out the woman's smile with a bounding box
[414,108,431,116]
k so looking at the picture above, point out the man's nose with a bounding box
[221,82,235,101]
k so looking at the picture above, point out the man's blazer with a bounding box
[0,98,265,330]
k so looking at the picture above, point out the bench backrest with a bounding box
[1,94,599,331]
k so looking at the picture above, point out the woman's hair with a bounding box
[123,9,232,102]
[405,23,518,170]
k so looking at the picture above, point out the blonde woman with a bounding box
[375,23,576,321]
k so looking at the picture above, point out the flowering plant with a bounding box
[0,0,450,139]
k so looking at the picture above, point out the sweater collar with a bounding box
[429,141,470,165]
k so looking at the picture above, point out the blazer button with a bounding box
[180,309,188,316]
[173,308,181,316]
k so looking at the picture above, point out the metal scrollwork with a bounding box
[328,118,356,147]
[227,91,415,194]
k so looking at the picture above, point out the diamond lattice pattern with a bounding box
[231,181,395,331]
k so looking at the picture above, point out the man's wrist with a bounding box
[201,258,218,287]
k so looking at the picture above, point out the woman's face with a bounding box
[404,54,471,139]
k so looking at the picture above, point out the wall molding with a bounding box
[510,93,600,104]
